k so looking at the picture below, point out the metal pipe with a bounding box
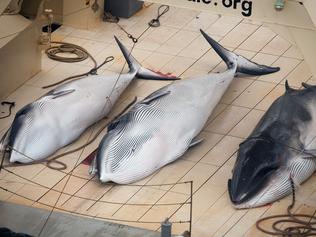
[161,218,172,237]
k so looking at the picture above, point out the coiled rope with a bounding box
[243,135,316,235]
[45,42,90,63]
[43,42,114,89]
[256,177,316,236]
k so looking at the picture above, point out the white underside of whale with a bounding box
[98,67,236,184]
[8,72,135,163]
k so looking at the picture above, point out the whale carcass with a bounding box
[91,30,280,184]
[229,81,316,209]
[0,37,176,163]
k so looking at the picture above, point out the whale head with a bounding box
[96,111,170,184]
[228,83,316,209]
[7,103,60,163]
[229,123,316,209]
[228,136,290,208]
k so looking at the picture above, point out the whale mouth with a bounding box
[228,165,282,208]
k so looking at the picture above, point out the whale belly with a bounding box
[8,75,127,163]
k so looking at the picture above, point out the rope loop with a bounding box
[148,18,160,27]
[46,159,67,171]
[148,5,169,27]
[43,42,114,88]
[45,43,89,63]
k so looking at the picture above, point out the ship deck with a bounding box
[1,4,316,237]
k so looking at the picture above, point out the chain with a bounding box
[116,4,170,43]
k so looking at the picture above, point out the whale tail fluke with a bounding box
[200,29,280,76]
[114,36,179,80]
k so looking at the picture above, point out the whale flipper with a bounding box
[49,89,76,99]
[89,156,98,175]
[189,137,204,148]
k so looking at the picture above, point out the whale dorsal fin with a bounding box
[141,90,171,105]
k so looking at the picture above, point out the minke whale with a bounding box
[229,82,316,209]
[90,30,280,184]
[0,37,176,163]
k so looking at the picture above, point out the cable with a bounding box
[0,101,15,119]
[115,4,170,44]
[0,169,192,223]
[43,42,114,89]
[0,185,190,225]
[148,5,170,27]
[240,136,316,159]
[116,24,139,43]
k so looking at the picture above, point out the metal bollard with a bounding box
[161,218,172,237]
